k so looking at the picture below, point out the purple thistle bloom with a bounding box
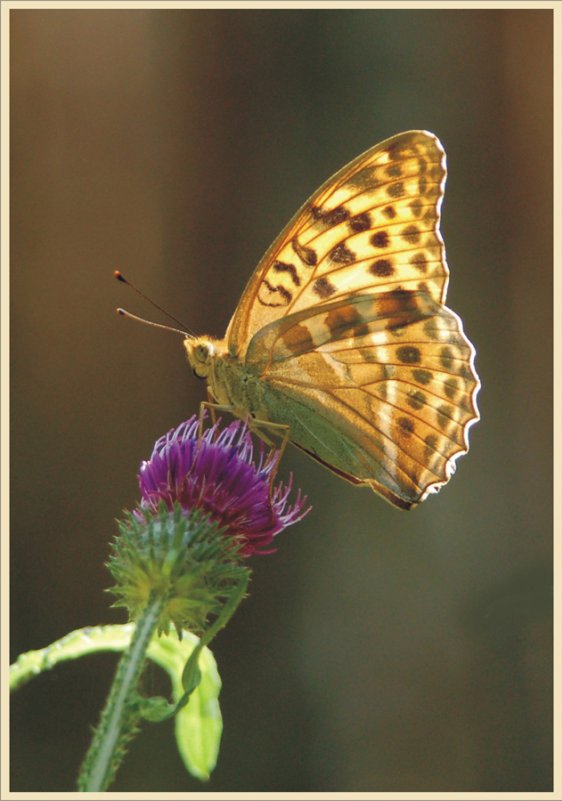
[138,415,310,556]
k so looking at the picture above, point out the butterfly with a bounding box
[184,131,480,510]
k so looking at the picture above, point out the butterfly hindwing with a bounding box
[249,294,479,508]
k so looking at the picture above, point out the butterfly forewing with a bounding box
[227,130,449,357]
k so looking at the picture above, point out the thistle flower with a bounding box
[108,414,310,635]
[138,414,309,556]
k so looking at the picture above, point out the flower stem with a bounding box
[176,571,249,714]
[77,593,166,791]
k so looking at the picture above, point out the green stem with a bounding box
[177,572,249,713]
[76,594,166,792]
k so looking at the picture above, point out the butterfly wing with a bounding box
[221,130,479,508]
[226,130,449,356]
[247,290,480,509]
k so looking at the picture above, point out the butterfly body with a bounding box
[184,131,480,510]
[185,336,264,418]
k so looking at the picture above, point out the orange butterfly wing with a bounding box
[219,130,479,508]
[227,130,449,356]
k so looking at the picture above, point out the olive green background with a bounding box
[10,8,553,793]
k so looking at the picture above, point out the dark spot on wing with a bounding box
[313,276,337,299]
[386,164,402,178]
[282,323,315,355]
[423,320,440,340]
[330,243,355,264]
[444,378,459,399]
[349,212,372,233]
[402,225,421,244]
[397,345,421,364]
[370,259,394,277]
[346,165,378,189]
[436,403,454,430]
[371,231,390,248]
[406,390,427,410]
[387,181,405,198]
[410,253,428,272]
[413,368,432,385]
[325,305,369,339]
[310,205,349,226]
[398,416,415,436]
[440,346,455,369]
[424,433,438,457]
[409,199,423,217]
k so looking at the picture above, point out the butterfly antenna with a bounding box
[114,270,194,335]
[116,307,189,338]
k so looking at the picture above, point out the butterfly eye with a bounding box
[194,344,210,363]
[185,338,215,379]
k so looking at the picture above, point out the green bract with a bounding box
[107,504,250,636]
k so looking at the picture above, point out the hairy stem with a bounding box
[77,594,166,791]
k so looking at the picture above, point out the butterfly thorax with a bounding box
[184,336,266,420]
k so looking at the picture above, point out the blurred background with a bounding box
[10,8,553,793]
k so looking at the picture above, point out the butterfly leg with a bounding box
[198,400,234,436]
[246,417,291,492]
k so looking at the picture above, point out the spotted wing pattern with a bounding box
[227,130,449,357]
[222,131,479,508]
[248,289,479,508]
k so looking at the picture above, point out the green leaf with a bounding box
[145,630,222,780]
[10,624,222,781]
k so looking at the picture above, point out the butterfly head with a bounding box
[184,336,218,379]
